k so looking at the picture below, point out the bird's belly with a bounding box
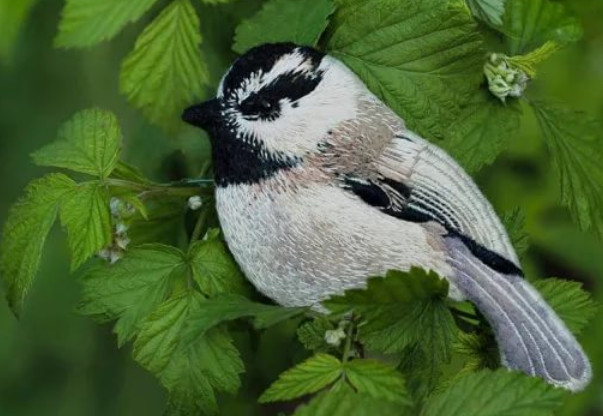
[216,183,452,307]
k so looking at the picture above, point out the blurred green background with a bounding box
[1,0,602,415]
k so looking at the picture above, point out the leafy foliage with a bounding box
[325,268,457,364]
[442,91,521,173]
[233,0,334,54]
[0,174,75,315]
[260,353,343,402]
[453,332,499,377]
[1,0,602,415]
[133,291,244,415]
[77,244,184,345]
[531,101,603,238]
[260,353,410,406]
[504,0,582,54]
[32,109,122,178]
[297,317,336,352]
[344,359,410,404]
[183,293,306,339]
[294,384,405,416]
[189,229,248,296]
[119,0,208,131]
[467,0,507,27]
[534,278,598,335]
[55,0,159,48]
[327,0,483,139]
[421,370,565,416]
[502,207,530,257]
[59,182,113,270]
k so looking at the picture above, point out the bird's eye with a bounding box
[240,95,280,120]
[259,98,272,110]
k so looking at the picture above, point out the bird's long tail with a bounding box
[445,237,592,392]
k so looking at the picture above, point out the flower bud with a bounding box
[324,328,346,347]
[188,196,203,211]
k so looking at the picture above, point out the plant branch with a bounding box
[191,207,211,243]
[106,178,212,198]
[342,316,355,364]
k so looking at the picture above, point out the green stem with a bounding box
[190,208,210,243]
[106,178,211,198]
[342,317,355,364]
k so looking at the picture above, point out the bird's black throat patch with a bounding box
[205,43,326,187]
[211,127,300,187]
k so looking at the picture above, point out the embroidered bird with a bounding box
[182,43,591,392]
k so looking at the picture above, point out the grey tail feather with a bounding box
[445,237,592,392]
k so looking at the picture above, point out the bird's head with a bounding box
[182,43,367,185]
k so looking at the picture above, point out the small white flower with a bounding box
[97,249,111,260]
[109,250,123,264]
[110,197,124,217]
[324,328,346,347]
[484,52,530,102]
[188,196,203,211]
[115,222,128,235]
[115,235,130,250]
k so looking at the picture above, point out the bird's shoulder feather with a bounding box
[314,98,520,270]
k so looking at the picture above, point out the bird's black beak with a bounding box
[182,98,221,130]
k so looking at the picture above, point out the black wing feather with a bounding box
[342,175,523,276]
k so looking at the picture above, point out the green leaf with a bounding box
[506,41,561,79]
[134,293,194,374]
[344,359,410,404]
[0,0,37,64]
[183,293,306,340]
[324,268,457,364]
[442,91,521,173]
[164,327,243,415]
[32,109,122,178]
[55,0,159,48]
[466,0,506,26]
[0,174,75,315]
[110,161,152,184]
[120,0,208,130]
[530,101,603,238]
[294,383,405,416]
[191,328,244,395]
[233,0,334,54]
[297,317,336,352]
[450,332,499,385]
[326,0,483,139]
[502,207,529,257]
[188,229,248,296]
[259,353,343,403]
[59,182,113,270]
[134,292,243,415]
[421,369,565,416]
[78,244,184,345]
[127,198,186,246]
[533,278,598,335]
[504,0,582,55]
[397,343,440,403]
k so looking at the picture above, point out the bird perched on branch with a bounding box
[183,43,591,392]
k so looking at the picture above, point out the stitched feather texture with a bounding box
[445,237,592,392]
[187,43,592,392]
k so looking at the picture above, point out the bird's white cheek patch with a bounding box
[235,57,367,158]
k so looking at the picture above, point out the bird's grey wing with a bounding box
[339,128,591,392]
[377,130,518,266]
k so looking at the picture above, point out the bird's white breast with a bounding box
[215,175,453,307]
